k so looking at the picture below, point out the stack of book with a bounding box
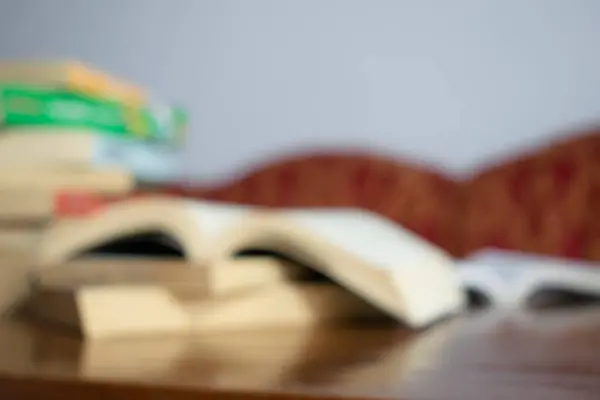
[0,60,187,313]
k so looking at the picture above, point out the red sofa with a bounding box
[153,127,600,261]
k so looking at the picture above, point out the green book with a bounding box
[0,84,187,144]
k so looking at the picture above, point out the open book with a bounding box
[28,196,464,338]
[457,248,600,309]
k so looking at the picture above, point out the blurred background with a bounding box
[2,0,598,182]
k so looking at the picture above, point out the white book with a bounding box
[28,197,465,338]
[0,128,181,183]
[456,248,600,309]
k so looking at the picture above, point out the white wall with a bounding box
[1,0,600,180]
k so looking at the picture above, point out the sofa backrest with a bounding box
[181,152,463,255]
[153,128,600,260]
[459,136,594,259]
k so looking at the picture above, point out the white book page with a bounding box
[280,207,449,270]
[188,200,256,237]
[185,200,449,271]
[457,248,600,308]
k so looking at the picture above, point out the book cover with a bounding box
[0,85,186,144]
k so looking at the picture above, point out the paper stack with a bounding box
[0,59,187,314]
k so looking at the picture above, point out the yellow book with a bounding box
[0,60,144,106]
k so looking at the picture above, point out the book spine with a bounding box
[93,136,183,183]
[65,63,145,106]
[53,187,190,219]
[0,61,145,106]
[0,85,186,144]
[53,192,148,218]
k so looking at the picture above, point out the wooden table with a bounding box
[0,307,600,399]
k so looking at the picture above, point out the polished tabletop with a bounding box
[1,307,600,400]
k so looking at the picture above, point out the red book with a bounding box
[53,192,117,218]
[53,187,197,219]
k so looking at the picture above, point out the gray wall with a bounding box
[1,0,600,181]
